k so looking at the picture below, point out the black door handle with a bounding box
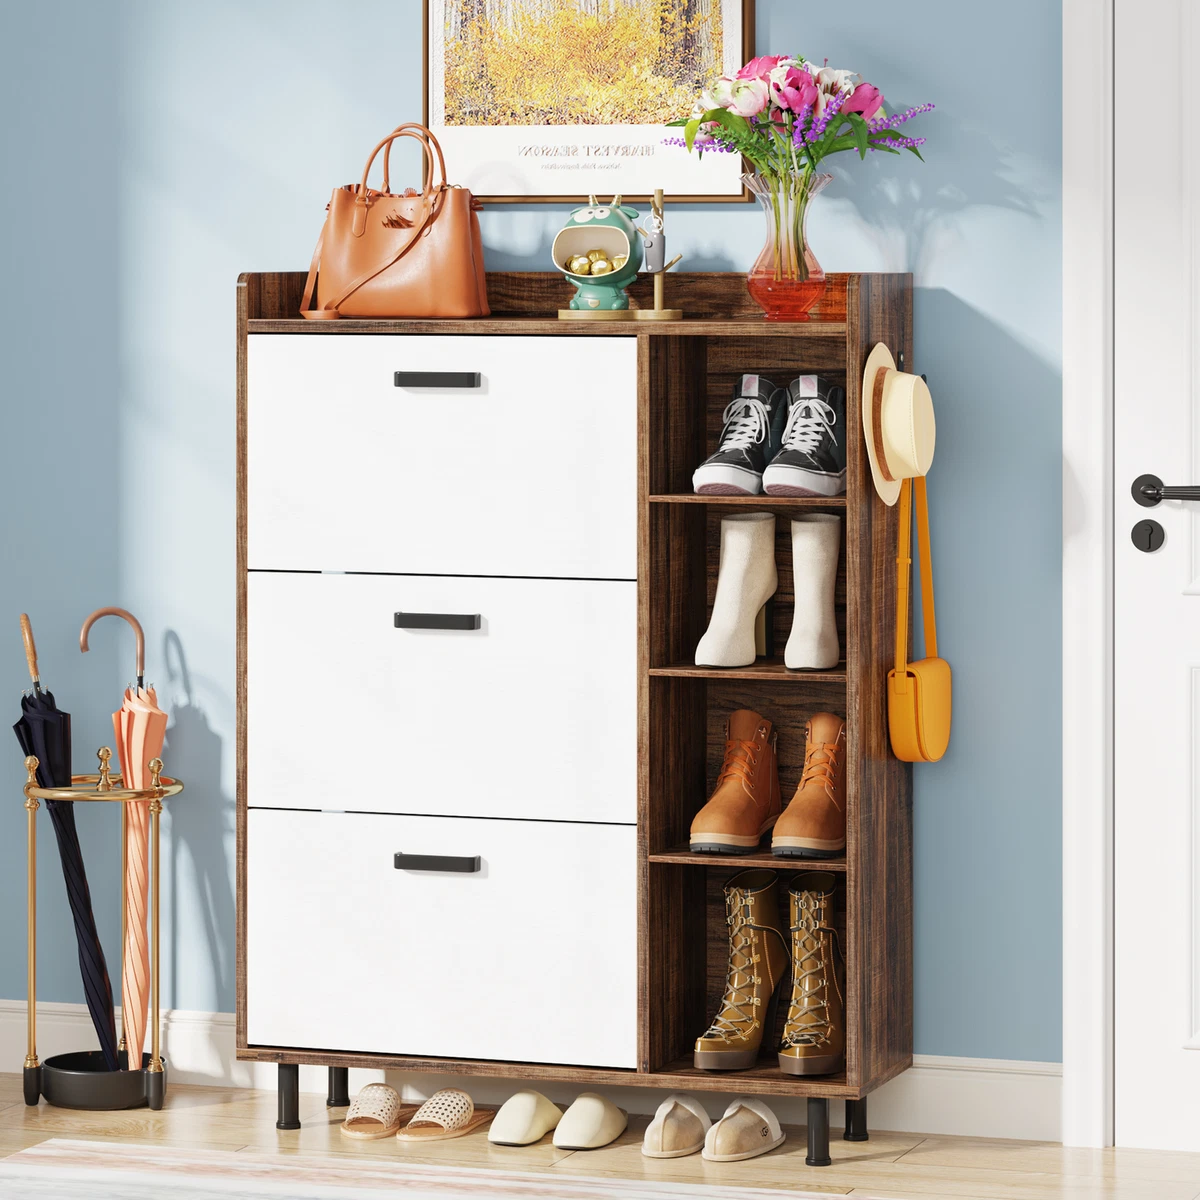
[1133,473,1200,506]
[394,612,481,630]
[394,371,481,388]
[394,852,481,873]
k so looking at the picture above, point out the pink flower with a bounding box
[843,82,884,120]
[736,54,789,81]
[771,66,818,114]
[726,77,770,117]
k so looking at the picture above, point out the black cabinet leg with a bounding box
[805,1096,831,1166]
[23,1064,40,1107]
[276,1063,301,1130]
[844,1096,869,1141]
[326,1066,350,1108]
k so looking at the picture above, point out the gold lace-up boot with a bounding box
[694,869,789,1071]
[778,871,845,1075]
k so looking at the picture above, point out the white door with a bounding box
[1114,0,1200,1150]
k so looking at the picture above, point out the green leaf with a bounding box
[907,145,925,161]
[684,118,702,151]
[846,113,871,160]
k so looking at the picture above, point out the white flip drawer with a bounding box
[246,809,637,1068]
[246,334,637,579]
[246,571,636,823]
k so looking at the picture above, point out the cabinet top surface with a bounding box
[245,316,848,337]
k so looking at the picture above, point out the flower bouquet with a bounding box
[667,56,933,319]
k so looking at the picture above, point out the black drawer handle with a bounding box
[394,611,481,631]
[394,852,481,873]
[394,371,481,388]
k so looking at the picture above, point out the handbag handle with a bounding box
[355,124,447,234]
[380,122,446,195]
[894,475,938,676]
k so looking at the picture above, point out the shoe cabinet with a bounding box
[236,271,912,1158]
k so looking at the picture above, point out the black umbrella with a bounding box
[14,615,119,1071]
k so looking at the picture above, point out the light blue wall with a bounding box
[0,0,1061,1061]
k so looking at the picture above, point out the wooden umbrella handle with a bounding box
[79,607,145,680]
[19,614,39,685]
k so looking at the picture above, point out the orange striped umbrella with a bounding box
[113,685,166,1070]
[81,609,167,1071]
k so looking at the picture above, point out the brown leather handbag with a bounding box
[301,123,489,320]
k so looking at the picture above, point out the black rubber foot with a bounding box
[23,1065,40,1107]
[844,1096,869,1141]
[276,1063,301,1130]
[326,1066,350,1108]
[806,1096,831,1166]
[146,1070,165,1111]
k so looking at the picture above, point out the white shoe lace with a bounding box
[780,397,838,456]
[717,397,770,452]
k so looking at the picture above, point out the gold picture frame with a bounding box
[423,0,755,203]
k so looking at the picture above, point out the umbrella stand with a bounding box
[21,750,184,1112]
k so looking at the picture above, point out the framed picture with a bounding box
[424,0,754,202]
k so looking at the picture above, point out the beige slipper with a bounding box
[488,1090,563,1146]
[340,1083,418,1140]
[395,1088,495,1142]
[702,1096,786,1162]
[553,1092,627,1150]
[642,1093,711,1158]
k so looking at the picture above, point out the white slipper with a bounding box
[642,1093,711,1158]
[702,1096,786,1161]
[553,1092,627,1150]
[488,1090,563,1146]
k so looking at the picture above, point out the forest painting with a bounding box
[441,0,724,126]
[426,0,751,200]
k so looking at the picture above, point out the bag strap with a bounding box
[894,475,938,676]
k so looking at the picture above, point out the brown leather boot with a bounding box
[690,710,781,854]
[778,872,845,1076]
[695,869,790,1070]
[772,713,846,858]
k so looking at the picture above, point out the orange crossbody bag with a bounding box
[888,476,952,763]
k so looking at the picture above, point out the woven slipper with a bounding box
[395,1088,495,1142]
[340,1083,419,1140]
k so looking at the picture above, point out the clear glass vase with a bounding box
[744,171,832,321]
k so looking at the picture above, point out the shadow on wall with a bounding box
[907,286,1063,1062]
[162,630,235,1015]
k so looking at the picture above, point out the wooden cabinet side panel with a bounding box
[844,274,915,1090]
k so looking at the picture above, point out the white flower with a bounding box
[766,59,799,90]
[711,76,735,107]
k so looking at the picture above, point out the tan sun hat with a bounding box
[862,342,936,506]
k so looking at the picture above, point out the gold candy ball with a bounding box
[612,255,627,270]
[587,249,608,262]
[568,255,592,275]
[589,259,613,276]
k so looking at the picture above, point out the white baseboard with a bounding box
[0,1001,1061,1142]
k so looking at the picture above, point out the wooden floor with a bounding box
[2,1074,1200,1198]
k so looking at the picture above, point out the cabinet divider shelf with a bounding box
[649,494,847,508]
[649,658,847,682]
[649,845,848,871]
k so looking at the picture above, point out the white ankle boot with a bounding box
[785,515,841,669]
[695,513,778,668]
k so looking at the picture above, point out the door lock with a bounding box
[1131,519,1165,553]
[1132,473,1200,506]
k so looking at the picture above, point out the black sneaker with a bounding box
[692,375,788,495]
[763,376,847,497]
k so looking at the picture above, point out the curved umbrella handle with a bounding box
[19,614,40,691]
[80,607,146,688]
